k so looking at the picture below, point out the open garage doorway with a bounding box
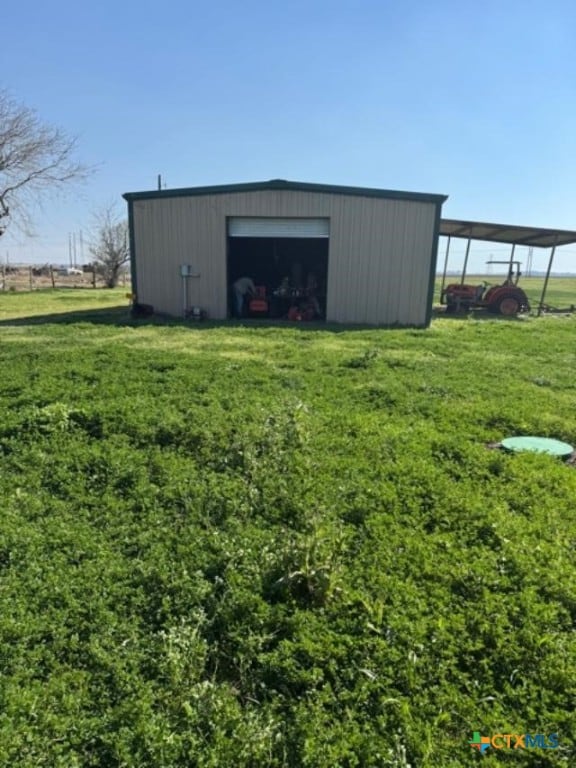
[227,217,329,320]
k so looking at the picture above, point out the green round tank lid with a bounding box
[501,436,574,458]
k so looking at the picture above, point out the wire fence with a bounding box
[0,266,129,292]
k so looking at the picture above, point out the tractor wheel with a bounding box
[496,296,520,316]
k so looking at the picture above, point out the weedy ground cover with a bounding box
[0,290,575,767]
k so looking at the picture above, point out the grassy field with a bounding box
[0,287,132,322]
[0,290,575,767]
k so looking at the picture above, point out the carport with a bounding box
[439,218,576,314]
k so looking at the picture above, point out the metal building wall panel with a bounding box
[325,196,437,325]
[132,189,439,325]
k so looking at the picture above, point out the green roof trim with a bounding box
[425,201,444,328]
[123,178,448,204]
[126,199,138,300]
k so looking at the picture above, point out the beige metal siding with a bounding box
[132,189,438,325]
[133,196,228,317]
[327,196,437,325]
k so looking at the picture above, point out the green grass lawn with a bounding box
[0,287,131,321]
[0,290,575,767]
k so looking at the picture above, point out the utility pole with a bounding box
[526,247,533,277]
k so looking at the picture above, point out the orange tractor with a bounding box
[441,261,530,316]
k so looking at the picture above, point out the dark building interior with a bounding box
[227,236,329,319]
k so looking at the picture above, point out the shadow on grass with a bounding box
[0,307,139,327]
[0,306,399,333]
[0,305,541,331]
[431,307,528,322]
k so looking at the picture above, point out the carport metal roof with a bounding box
[439,217,576,315]
[440,218,576,248]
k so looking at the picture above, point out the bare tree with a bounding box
[89,204,129,288]
[0,89,91,234]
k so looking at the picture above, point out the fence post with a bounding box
[92,265,97,288]
[29,266,33,291]
[50,265,55,288]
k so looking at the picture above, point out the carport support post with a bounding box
[460,235,472,284]
[537,236,558,316]
[440,236,451,298]
[508,243,515,281]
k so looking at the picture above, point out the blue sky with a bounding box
[3,0,576,272]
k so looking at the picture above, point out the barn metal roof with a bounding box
[123,179,448,205]
[440,218,576,248]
